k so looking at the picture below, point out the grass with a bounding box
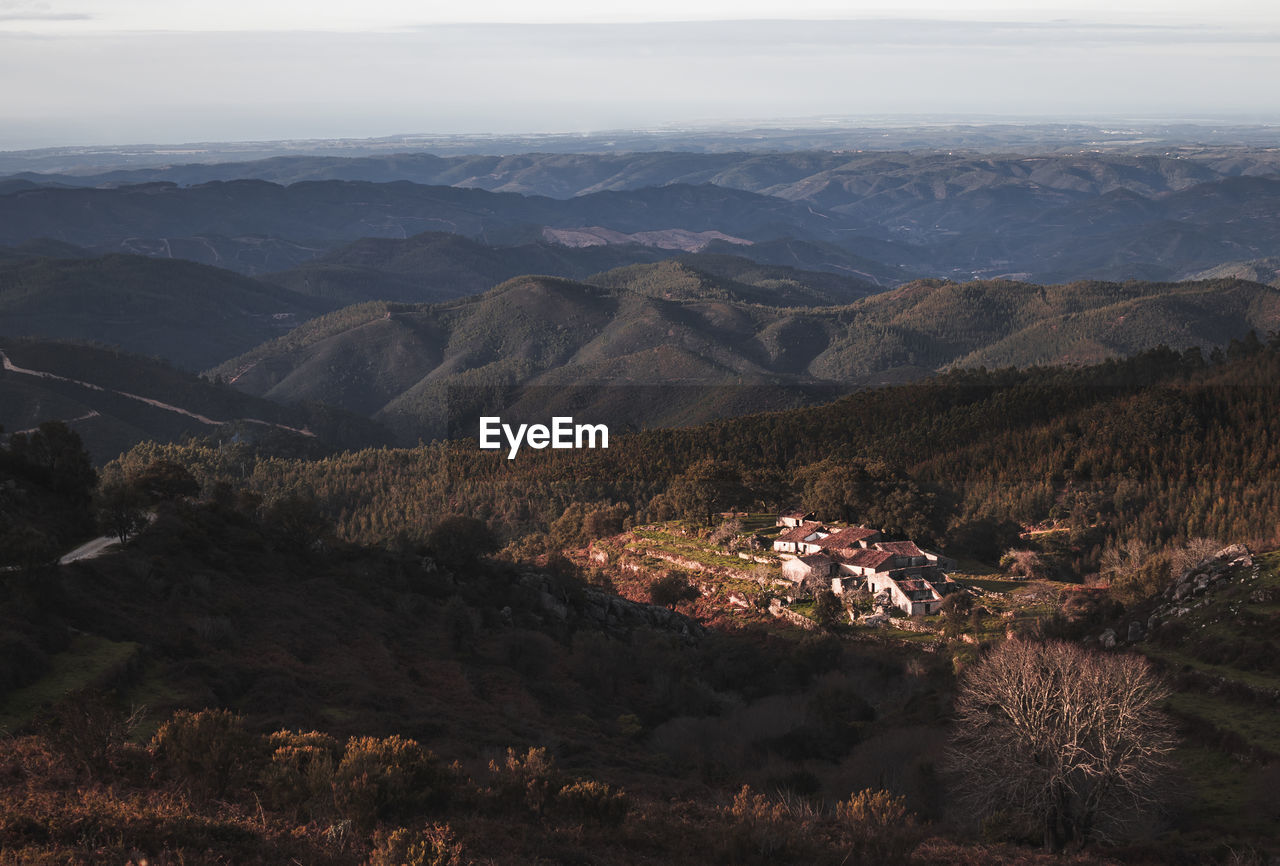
[1164,691,1279,758]
[1170,746,1275,840]
[626,528,763,571]
[737,513,781,533]
[953,576,1024,594]
[879,627,940,644]
[0,633,140,733]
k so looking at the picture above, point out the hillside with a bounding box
[0,338,390,462]
[7,341,1280,861]
[0,469,963,864]
[0,253,335,370]
[210,274,1280,443]
[264,232,888,307]
[1183,257,1280,288]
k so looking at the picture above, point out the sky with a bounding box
[2,0,1279,149]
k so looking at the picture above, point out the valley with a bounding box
[4,128,1280,863]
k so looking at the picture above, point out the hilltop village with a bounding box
[771,512,957,616]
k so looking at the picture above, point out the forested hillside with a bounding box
[264,233,890,306]
[0,253,335,369]
[0,338,391,462]
[210,274,1280,443]
[133,336,1280,574]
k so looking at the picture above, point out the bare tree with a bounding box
[947,639,1175,852]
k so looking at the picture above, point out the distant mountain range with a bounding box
[7,150,1280,284]
[0,179,880,275]
[5,145,1280,459]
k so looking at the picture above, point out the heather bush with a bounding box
[367,824,467,866]
[488,746,561,817]
[151,708,257,799]
[836,788,919,864]
[554,779,630,827]
[261,730,341,821]
[722,785,815,863]
[334,735,452,830]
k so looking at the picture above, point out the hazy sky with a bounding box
[2,0,1279,148]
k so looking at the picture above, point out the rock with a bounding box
[860,613,889,628]
[1099,628,1117,649]
[1215,543,1250,561]
[540,591,569,620]
[1127,621,1145,642]
[1174,582,1194,601]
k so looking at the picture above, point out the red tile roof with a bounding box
[876,541,924,557]
[776,522,824,544]
[843,548,895,570]
[815,527,880,549]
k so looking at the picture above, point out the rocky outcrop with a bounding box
[516,570,704,642]
[1140,544,1258,641]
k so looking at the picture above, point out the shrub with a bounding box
[151,708,257,799]
[368,824,467,866]
[811,589,844,629]
[261,730,341,821]
[335,735,453,830]
[1000,548,1046,580]
[649,572,698,607]
[836,788,919,864]
[42,689,145,780]
[725,785,809,862]
[488,746,561,817]
[555,780,630,826]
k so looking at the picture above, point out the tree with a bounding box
[947,640,1175,852]
[799,457,939,541]
[131,459,200,503]
[95,481,148,545]
[666,458,743,526]
[426,515,498,569]
[260,488,332,555]
[648,571,698,608]
[811,589,844,630]
[8,421,97,498]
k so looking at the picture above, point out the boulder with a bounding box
[1099,628,1117,649]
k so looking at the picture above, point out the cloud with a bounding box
[0,1,87,22]
[0,12,88,19]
